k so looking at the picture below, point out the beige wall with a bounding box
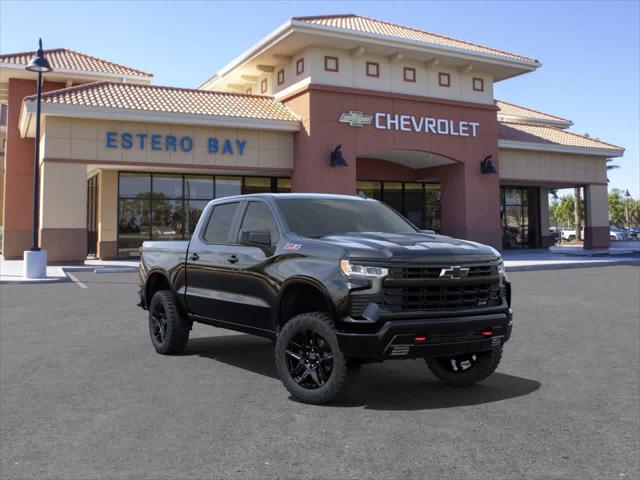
[585,184,609,228]
[265,46,494,104]
[42,117,294,171]
[499,148,607,184]
[98,169,118,244]
[40,161,86,229]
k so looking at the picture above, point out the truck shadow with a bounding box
[185,334,541,411]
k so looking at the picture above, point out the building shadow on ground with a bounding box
[185,334,541,411]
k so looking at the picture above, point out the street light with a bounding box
[625,189,631,229]
[23,39,52,279]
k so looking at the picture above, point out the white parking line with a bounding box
[66,272,88,289]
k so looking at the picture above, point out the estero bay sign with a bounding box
[105,131,248,155]
[339,111,480,137]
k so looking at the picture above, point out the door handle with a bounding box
[189,253,199,261]
[227,254,239,264]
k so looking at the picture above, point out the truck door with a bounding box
[185,201,244,323]
[223,200,281,331]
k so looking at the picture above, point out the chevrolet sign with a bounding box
[338,111,373,127]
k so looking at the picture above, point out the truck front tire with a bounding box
[426,346,502,387]
[148,290,190,355]
[275,312,356,405]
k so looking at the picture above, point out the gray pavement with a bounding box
[0,266,639,479]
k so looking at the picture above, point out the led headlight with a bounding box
[497,259,506,276]
[340,259,388,278]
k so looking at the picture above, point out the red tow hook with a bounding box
[480,330,493,336]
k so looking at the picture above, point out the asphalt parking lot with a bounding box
[1,266,638,480]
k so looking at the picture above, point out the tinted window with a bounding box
[276,198,417,238]
[203,203,239,244]
[240,202,279,243]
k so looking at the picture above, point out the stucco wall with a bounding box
[41,117,294,171]
[273,46,494,105]
[499,148,607,184]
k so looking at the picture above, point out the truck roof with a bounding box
[217,193,371,201]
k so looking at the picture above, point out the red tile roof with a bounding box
[0,48,152,78]
[26,81,299,122]
[293,14,539,64]
[497,100,572,127]
[499,122,624,154]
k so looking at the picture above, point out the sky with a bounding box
[1,0,638,197]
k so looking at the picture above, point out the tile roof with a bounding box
[26,81,299,122]
[499,122,624,154]
[496,100,572,127]
[0,48,152,78]
[293,14,538,64]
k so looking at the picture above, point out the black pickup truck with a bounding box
[138,193,512,404]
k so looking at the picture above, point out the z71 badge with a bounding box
[284,243,302,250]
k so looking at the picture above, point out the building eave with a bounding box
[498,140,624,158]
[19,100,301,138]
[0,61,153,83]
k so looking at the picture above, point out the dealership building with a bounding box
[0,14,624,261]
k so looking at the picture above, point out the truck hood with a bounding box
[315,232,498,261]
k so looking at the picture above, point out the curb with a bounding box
[506,259,640,272]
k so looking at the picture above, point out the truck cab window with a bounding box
[240,202,279,243]
[203,202,239,244]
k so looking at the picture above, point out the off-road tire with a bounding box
[148,290,190,355]
[426,346,502,387]
[275,312,357,405]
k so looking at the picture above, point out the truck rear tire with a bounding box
[275,312,356,405]
[426,346,502,387]
[148,290,190,355]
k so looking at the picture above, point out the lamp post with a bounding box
[23,39,52,279]
[624,189,631,229]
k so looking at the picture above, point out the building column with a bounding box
[427,161,502,250]
[39,161,87,262]
[539,187,553,247]
[98,170,118,259]
[584,184,610,249]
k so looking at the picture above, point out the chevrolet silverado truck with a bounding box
[138,193,512,404]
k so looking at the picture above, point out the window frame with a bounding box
[296,58,304,75]
[260,78,268,94]
[472,77,484,92]
[277,69,284,85]
[366,61,380,78]
[236,200,282,245]
[403,67,416,83]
[324,55,339,73]
[200,200,242,246]
[438,72,451,87]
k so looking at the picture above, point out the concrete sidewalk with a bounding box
[0,258,139,284]
[2,251,638,283]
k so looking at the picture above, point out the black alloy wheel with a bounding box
[150,301,168,345]
[285,330,334,389]
[275,312,357,404]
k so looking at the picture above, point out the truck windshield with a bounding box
[275,198,417,237]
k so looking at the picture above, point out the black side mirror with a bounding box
[240,230,272,247]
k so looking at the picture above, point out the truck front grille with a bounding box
[388,264,497,280]
[382,282,501,311]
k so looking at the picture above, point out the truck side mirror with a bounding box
[240,230,272,247]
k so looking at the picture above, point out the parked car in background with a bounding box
[561,228,584,242]
[610,227,629,241]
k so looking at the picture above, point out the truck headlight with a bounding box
[340,260,388,278]
[497,259,505,276]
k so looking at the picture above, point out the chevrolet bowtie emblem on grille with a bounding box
[439,266,470,279]
[338,111,373,127]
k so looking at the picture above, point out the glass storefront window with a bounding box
[277,178,291,193]
[404,183,425,228]
[356,181,382,200]
[185,176,214,199]
[501,186,537,248]
[383,182,403,213]
[119,173,151,197]
[244,177,272,195]
[215,176,242,199]
[117,173,289,257]
[152,174,183,199]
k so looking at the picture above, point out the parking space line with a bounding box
[66,272,88,289]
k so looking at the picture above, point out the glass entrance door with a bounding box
[86,175,99,257]
[501,186,539,248]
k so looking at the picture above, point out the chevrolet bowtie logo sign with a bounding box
[439,266,470,280]
[338,111,373,127]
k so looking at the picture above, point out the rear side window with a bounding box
[239,202,279,243]
[203,202,239,244]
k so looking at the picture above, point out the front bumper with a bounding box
[336,310,512,360]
